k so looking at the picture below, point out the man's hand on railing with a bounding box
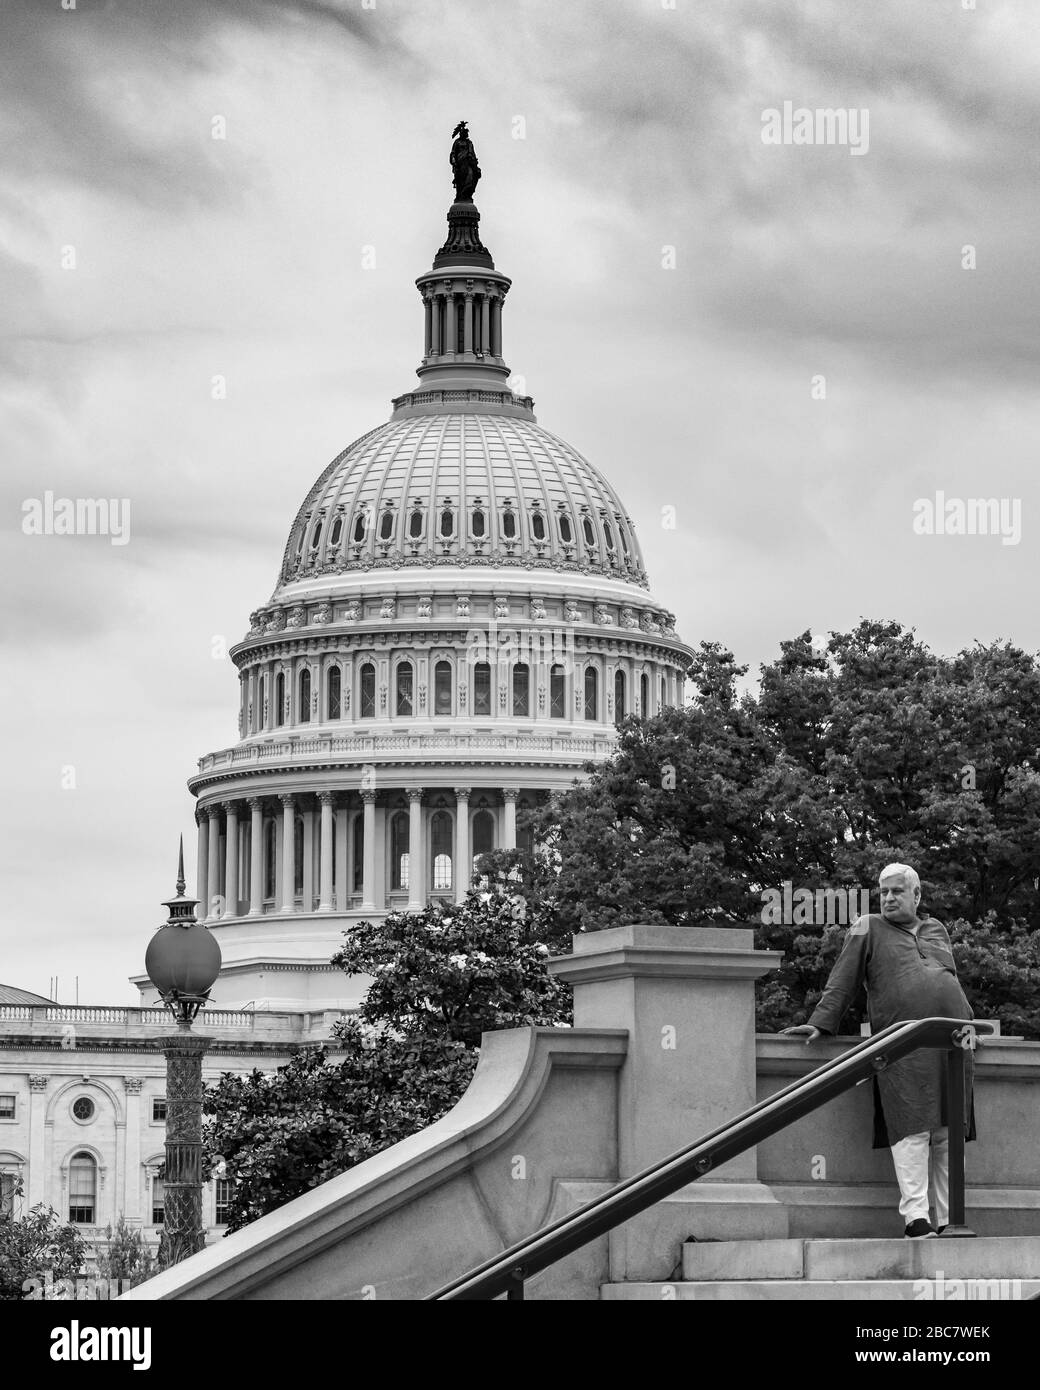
[780,1024,821,1045]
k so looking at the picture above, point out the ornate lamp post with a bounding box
[145,837,222,1269]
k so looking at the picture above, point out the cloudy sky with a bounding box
[3,0,1039,1002]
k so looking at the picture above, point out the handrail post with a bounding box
[943,1036,975,1237]
[505,1267,525,1300]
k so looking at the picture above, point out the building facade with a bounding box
[147,157,694,1013]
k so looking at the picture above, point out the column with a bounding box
[480,295,490,356]
[335,803,349,911]
[280,794,295,913]
[454,788,471,904]
[206,806,220,922]
[248,798,264,915]
[318,792,335,912]
[502,787,519,850]
[27,1075,48,1208]
[491,297,502,357]
[223,801,239,918]
[123,1078,142,1223]
[360,790,377,910]
[302,802,315,910]
[406,788,424,910]
[424,294,433,356]
[446,293,456,355]
[196,814,208,912]
[463,292,473,354]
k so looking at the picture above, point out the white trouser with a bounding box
[890,1128,950,1226]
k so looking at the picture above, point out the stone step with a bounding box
[682,1235,1040,1283]
[602,1277,1040,1301]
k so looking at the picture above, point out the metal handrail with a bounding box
[427,1016,986,1300]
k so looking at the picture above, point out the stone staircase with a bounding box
[601,1235,1040,1299]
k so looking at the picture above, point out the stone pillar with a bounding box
[480,295,490,355]
[223,801,239,919]
[335,803,349,911]
[446,293,456,356]
[502,787,519,850]
[361,790,377,911]
[248,798,264,915]
[454,788,471,904]
[424,294,433,356]
[406,787,425,910]
[280,794,295,913]
[123,1077,143,1223]
[549,924,787,1274]
[302,803,315,910]
[463,292,473,354]
[196,814,208,913]
[491,297,502,357]
[206,807,220,923]
[27,1075,48,1207]
[318,792,335,912]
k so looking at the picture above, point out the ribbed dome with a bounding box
[277,412,649,592]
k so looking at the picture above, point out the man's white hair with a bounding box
[879,862,921,895]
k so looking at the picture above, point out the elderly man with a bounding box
[782,864,975,1239]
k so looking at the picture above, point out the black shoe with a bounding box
[904,1219,937,1239]
[936,1225,948,1235]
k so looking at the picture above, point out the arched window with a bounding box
[275,671,285,727]
[440,509,454,538]
[456,300,465,353]
[391,811,410,891]
[531,511,546,541]
[619,525,630,556]
[434,661,452,715]
[379,511,394,541]
[311,518,323,549]
[660,676,666,709]
[582,516,596,548]
[360,664,376,719]
[295,527,305,558]
[396,662,414,716]
[264,819,276,899]
[559,514,573,544]
[550,664,566,718]
[502,509,517,540]
[299,668,311,724]
[293,817,304,895]
[603,520,615,551]
[472,509,485,538]
[68,1152,96,1224]
[474,662,491,715]
[330,516,343,548]
[614,670,626,725]
[431,811,452,890]
[512,663,529,717]
[409,509,423,539]
[151,1173,165,1226]
[584,666,598,721]
[640,672,649,716]
[327,666,341,720]
[258,674,267,728]
[472,808,494,874]
[352,814,364,892]
[353,512,367,544]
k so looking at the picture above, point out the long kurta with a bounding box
[808,914,975,1148]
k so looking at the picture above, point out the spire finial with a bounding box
[175,834,186,897]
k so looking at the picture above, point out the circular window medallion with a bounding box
[72,1096,95,1123]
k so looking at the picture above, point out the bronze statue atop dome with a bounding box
[450,121,481,202]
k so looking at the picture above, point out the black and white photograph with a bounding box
[2,0,1038,1343]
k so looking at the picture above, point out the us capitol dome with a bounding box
[142,127,694,1011]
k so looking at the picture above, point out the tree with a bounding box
[94,1216,156,1292]
[0,1186,86,1301]
[204,882,570,1231]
